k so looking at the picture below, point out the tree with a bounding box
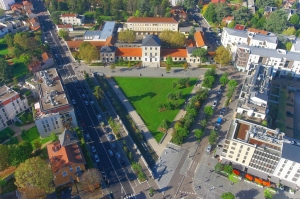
[192,48,207,65]
[220,73,229,86]
[282,27,296,36]
[228,79,238,88]
[8,141,33,166]
[223,164,233,174]
[221,192,235,199]
[79,42,99,63]
[0,144,9,171]
[233,7,252,25]
[200,119,207,128]
[204,68,216,77]
[0,57,12,84]
[264,189,274,199]
[264,9,288,33]
[18,186,47,199]
[214,46,231,67]
[166,56,173,65]
[227,20,236,28]
[194,129,204,140]
[149,187,154,197]
[93,86,105,101]
[118,29,136,43]
[184,0,197,9]
[32,139,42,149]
[183,62,188,70]
[202,76,215,88]
[204,3,216,23]
[19,54,31,65]
[159,30,186,47]
[4,34,14,47]
[189,26,196,37]
[15,157,54,193]
[159,119,170,131]
[289,14,299,25]
[110,64,115,71]
[81,168,101,191]
[208,130,218,144]
[13,33,29,50]
[214,162,224,172]
[58,29,69,40]
[285,41,293,51]
[255,0,275,9]
[214,3,231,23]
[0,8,4,16]
[50,132,58,142]
[204,105,214,117]
[50,11,61,24]
[166,64,171,72]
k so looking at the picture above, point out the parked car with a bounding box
[206,144,212,153]
[84,100,89,105]
[217,89,222,95]
[86,134,90,139]
[120,160,126,168]
[71,99,76,105]
[116,152,121,159]
[108,150,114,156]
[94,154,100,163]
[212,100,217,108]
[81,94,86,98]
[111,142,117,151]
[107,134,113,141]
[97,114,102,120]
[91,145,96,153]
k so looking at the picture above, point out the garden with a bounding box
[114,77,197,142]
[21,126,54,149]
[0,127,15,143]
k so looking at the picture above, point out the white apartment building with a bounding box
[221,28,278,53]
[142,35,161,67]
[221,119,300,189]
[33,69,77,138]
[0,86,29,130]
[60,14,85,25]
[125,17,179,35]
[0,0,15,10]
[291,38,300,53]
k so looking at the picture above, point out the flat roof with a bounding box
[100,21,115,40]
[0,86,18,102]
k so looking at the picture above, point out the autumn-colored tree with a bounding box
[118,29,136,43]
[79,42,99,63]
[18,186,46,199]
[159,30,186,47]
[214,46,231,66]
[81,168,101,191]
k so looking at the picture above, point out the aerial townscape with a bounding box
[1,0,300,198]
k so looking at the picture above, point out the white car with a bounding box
[108,150,114,156]
[97,114,102,120]
[94,154,100,163]
[206,144,212,153]
[107,134,113,141]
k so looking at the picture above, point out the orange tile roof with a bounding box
[186,39,196,47]
[127,17,178,23]
[222,16,234,23]
[57,24,73,29]
[234,24,245,30]
[247,28,269,35]
[105,36,117,46]
[115,47,142,57]
[61,14,77,17]
[161,48,187,57]
[194,31,206,47]
[28,61,40,68]
[11,3,23,9]
[66,41,106,49]
[47,142,86,174]
[42,52,51,62]
[208,52,215,56]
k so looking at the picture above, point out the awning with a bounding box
[247,167,269,180]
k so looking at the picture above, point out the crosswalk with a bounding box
[62,75,76,80]
[179,190,197,195]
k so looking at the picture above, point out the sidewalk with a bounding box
[106,77,203,157]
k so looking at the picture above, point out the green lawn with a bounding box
[21,126,52,148]
[12,59,29,79]
[114,77,196,142]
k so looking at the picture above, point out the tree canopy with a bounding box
[221,192,235,199]
[264,9,288,33]
[255,0,275,9]
[0,144,9,171]
[0,57,12,85]
[58,29,69,39]
[15,157,55,193]
[118,29,136,43]
[215,3,231,23]
[282,27,296,36]
[79,42,99,63]
[204,3,216,23]
[208,130,218,144]
[289,14,299,25]
[81,168,101,191]
[233,7,252,25]
[159,30,186,47]
[214,46,231,66]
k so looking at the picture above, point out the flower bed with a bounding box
[245,173,253,181]
[262,180,271,187]
[254,177,262,185]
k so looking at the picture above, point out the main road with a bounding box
[33,1,135,198]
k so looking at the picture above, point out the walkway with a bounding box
[2,123,36,144]
[106,77,203,157]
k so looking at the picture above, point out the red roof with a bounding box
[161,49,187,57]
[127,17,178,23]
[11,3,23,9]
[42,52,51,62]
[211,0,226,3]
[247,28,269,35]
[57,24,73,29]
[61,14,77,17]
[234,24,245,30]
[194,31,206,47]
[115,48,142,57]
[222,16,234,23]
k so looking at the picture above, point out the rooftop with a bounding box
[115,47,142,57]
[59,129,78,147]
[142,35,161,47]
[282,143,300,163]
[194,31,205,47]
[61,14,77,17]
[100,46,116,53]
[42,52,51,62]
[0,86,19,102]
[247,28,269,35]
[100,21,115,40]
[234,25,245,30]
[127,17,178,23]
[57,24,73,28]
[34,68,70,114]
[161,48,187,57]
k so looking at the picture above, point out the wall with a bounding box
[53,163,85,187]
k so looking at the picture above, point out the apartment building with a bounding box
[221,28,277,53]
[221,119,300,190]
[0,86,29,130]
[33,68,77,137]
[125,17,179,35]
[0,0,14,10]
[60,14,84,25]
[236,64,271,120]
[47,129,85,187]
[234,45,300,78]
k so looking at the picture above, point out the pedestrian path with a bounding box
[2,123,36,144]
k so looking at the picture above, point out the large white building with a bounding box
[60,14,84,25]
[0,0,14,10]
[221,119,300,190]
[142,35,161,67]
[125,17,179,35]
[33,68,77,138]
[83,21,115,41]
[221,28,278,53]
[0,86,29,130]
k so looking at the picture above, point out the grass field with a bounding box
[0,44,8,56]
[114,77,196,142]
[21,126,52,148]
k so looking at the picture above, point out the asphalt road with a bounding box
[32,1,135,198]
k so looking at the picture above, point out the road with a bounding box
[33,1,135,198]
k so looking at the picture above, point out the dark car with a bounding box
[120,160,126,168]
[286,111,294,117]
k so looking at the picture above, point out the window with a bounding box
[76,166,81,172]
[285,175,288,178]
[228,155,233,158]
[240,145,243,148]
[231,147,236,150]
[2,109,4,112]
[69,166,73,172]
[12,103,15,106]
[229,151,234,154]
[292,177,298,182]
[242,160,245,163]
[62,171,68,177]
[236,158,239,161]
[145,53,147,56]
[247,147,250,151]
[232,142,237,146]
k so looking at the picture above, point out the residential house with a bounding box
[221,27,277,53]
[0,85,29,130]
[60,14,85,25]
[0,0,15,10]
[28,60,41,72]
[179,26,202,38]
[285,9,297,20]
[170,6,187,22]
[247,28,269,35]
[33,68,77,137]
[41,52,54,69]
[56,24,73,32]
[29,17,40,30]
[22,0,33,11]
[115,47,142,62]
[194,31,207,49]
[47,129,86,187]
[234,45,300,78]
[10,3,23,13]
[124,17,179,35]
[291,38,300,53]
[264,6,277,16]
[26,9,36,19]
[221,16,234,26]
[161,48,187,62]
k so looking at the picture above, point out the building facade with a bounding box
[0,86,29,130]
[33,69,77,137]
[0,0,15,10]
[60,14,84,25]
[125,17,179,35]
